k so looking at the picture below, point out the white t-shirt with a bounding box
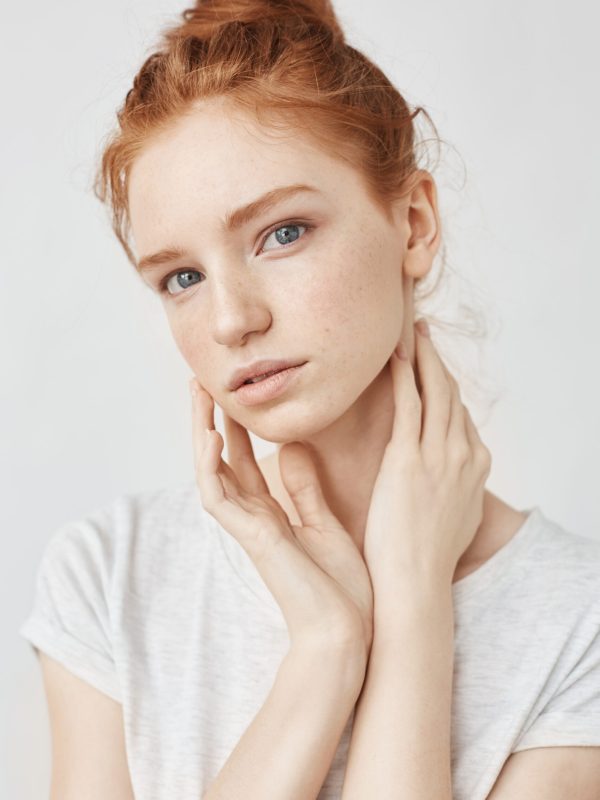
[19,481,600,799]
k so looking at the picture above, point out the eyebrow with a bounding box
[136,183,321,273]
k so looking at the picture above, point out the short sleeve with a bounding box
[19,516,122,703]
[513,607,600,751]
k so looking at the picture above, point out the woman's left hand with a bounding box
[363,319,492,605]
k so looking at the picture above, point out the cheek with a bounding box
[161,228,402,388]
[303,232,400,343]
[165,311,209,375]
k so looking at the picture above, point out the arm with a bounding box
[204,640,366,800]
[37,628,365,800]
[488,747,600,799]
[339,320,489,798]
[39,651,135,800]
[341,574,454,800]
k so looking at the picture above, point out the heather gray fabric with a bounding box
[19,481,600,799]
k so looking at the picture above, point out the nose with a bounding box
[208,272,272,346]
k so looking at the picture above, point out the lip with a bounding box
[233,363,307,406]
[227,359,308,391]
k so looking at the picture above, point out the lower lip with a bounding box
[234,363,307,406]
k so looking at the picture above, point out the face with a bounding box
[128,99,438,444]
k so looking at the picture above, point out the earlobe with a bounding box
[403,243,434,281]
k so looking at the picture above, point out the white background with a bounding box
[2,0,599,795]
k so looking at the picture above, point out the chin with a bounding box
[239,398,351,446]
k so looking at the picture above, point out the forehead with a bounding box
[127,102,366,254]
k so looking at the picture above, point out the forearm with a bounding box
[341,575,455,799]
[203,642,366,800]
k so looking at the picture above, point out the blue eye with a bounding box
[161,270,202,296]
[159,220,312,296]
[261,222,307,251]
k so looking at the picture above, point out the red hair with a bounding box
[93,0,441,276]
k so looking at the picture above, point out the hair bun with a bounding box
[172,0,345,46]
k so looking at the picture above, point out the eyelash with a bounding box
[157,219,314,296]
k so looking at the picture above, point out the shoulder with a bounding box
[530,509,600,589]
[20,480,215,699]
[31,479,212,601]
[50,479,204,549]
[519,508,600,632]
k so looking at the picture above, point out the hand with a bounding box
[189,378,374,659]
[363,319,492,602]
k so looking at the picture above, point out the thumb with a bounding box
[278,443,370,635]
[278,442,340,530]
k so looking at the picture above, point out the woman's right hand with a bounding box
[190,377,373,663]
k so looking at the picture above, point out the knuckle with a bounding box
[288,479,321,509]
[451,443,470,465]
[478,444,492,473]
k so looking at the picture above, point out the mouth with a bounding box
[229,359,308,391]
[233,363,307,406]
[241,368,288,385]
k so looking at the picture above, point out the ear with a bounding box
[401,170,442,281]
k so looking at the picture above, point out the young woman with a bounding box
[19,1,600,798]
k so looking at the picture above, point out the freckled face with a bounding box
[128,101,408,442]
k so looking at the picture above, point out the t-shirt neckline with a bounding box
[450,505,542,601]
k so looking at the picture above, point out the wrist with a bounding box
[372,573,454,644]
[289,636,368,689]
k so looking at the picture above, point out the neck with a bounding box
[258,358,514,575]
[261,358,397,554]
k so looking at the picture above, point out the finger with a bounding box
[190,382,276,557]
[190,377,216,443]
[389,339,421,451]
[190,379,227,508]
[463,404,492,480]
[462,405,477,453]
[277,441,371,609]
[278,442,343,530]
[414,321,451,455]
[442,362,466,445]
[222,411,271,497]
[190,379,245,503]
[189,380,239,483]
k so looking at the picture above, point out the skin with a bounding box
[128,96,528,583]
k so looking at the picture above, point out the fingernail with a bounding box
[394,341,408,360]
[415,319,430,337]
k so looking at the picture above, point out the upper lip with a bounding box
[228,359,307,391]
